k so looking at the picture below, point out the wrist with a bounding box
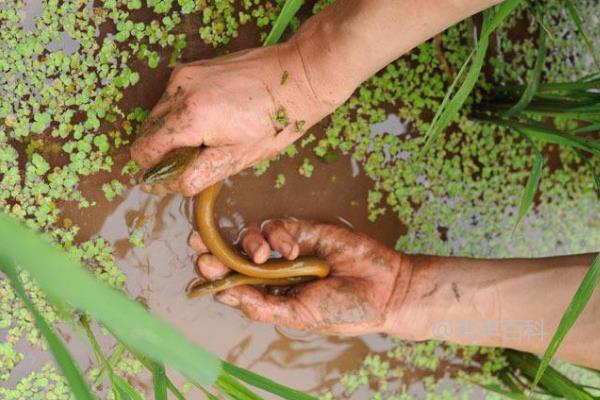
[286,8,364,111]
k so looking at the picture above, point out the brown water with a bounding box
[14,2,428,398]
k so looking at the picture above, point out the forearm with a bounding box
[388,253,600,368]
[289,0,502,106]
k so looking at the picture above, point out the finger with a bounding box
[240,225,270,264]
[261,220,299,260]
[166,147,236,197]
[196,254,230,280]
[188,231,208,254]
[265,219,355,261]
[215,286,317,330]
[150,85,185,119]
[131,108,202,169]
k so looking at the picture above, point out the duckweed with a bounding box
[1,0,598,398]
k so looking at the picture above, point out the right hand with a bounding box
[131,40,347,197]
[189,219,414,336]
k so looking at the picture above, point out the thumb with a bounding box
[215,286,318,330]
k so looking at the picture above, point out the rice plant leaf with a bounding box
[423,2,526,155]
[502,27,546,117]
[1,266,95,400]
[152,362,168,400]
[480,383,528,400]
[483,0,525,36]
[113,374,145,400]
[571,122,600,135]
[224,362,317,400]
[263,0,304,46]
[166,379,187,400]
[564,0,600,69]
[513,136,543,231]
[216,373,263,400]
[0,212,222,387]
[533,254,600,391]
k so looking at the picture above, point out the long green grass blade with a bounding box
[479,117,600,156]
[564,0,600,69]
[224,362,317,400]
[113,374,145,400]
[216,373,263,400]
[513,134,543,231]
[423,1,525,154]
[0,212,222,387]
[166,379,187,400]
[81,317,146,400]
[263,0,304,46]
[533,254,600,390]
[572,122,600,135]
[152,362,168,400]
[422,19,490,154]
[481,383,528,400]
[503,27,546,117]
[1,266,95,400]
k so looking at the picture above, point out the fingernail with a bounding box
[216,292,240,307]
[280,242,292,256]
[248,241,261,255]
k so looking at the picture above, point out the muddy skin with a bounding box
[191,181,330,295]
[143,152,331,296]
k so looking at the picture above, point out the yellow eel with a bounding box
[142,148,330,297]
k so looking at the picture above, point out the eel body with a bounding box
[142,149,330,297]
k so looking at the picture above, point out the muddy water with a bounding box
[84,143,405,398]
[16,1,413,397]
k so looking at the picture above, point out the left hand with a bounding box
[189,218,414,336]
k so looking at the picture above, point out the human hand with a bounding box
[131,40,350,197]
[189,219,414,336]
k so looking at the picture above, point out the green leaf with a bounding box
[513,133,543,231]
[152,362,168,400]
[480,383,528,400]
[1,266,95,400]
[533,254,600,391]
[113,374,145,400]
[422,1,524,154]
[565,0,600,70]
[0,212,222,387]
[263,0,304,46]
[223,362,317,400]
[502,27,546,117]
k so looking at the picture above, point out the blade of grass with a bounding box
[113,374,145,400]
[263,0,304,46]
[0,212,221,387]
[422,1,525,154]
[564,0,600,69]
[1,266,95,400]
[223,362,317,400]
[422,23,489,154]
[482,0,524,36]
[533,254,600,390]
[475,116,600,156]
[166,379,187,400]
[80,317,146,400]
[512,131,544,232]
[502,27,546,117]
[480,383,528,400]
[152,362,168,400]
[216,373,263,400]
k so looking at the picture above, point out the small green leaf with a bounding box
[152,362,168,400]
